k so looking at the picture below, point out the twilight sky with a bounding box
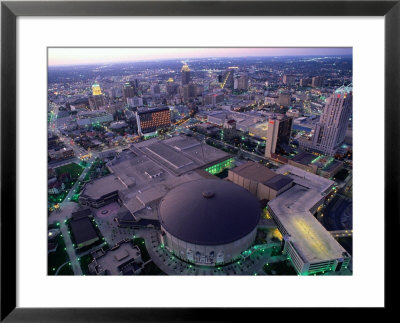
[48,47,352,66]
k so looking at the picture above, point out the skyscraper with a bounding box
[151,83,161,96]
[312,76,325,88]
[265,114,293,158]
[89,81,105,110]
[234,74,249,91]
[166,78,178,96]
[283,74,296,85]
[300,78,311,87]
[92,81,102,96]
[181,63,191,85]
[311,84,352,156]
[122,82,136,103]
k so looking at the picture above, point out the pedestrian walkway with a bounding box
[140,229,282,276]
[59,222,82,275]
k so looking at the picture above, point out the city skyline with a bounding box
[48,47,352,67]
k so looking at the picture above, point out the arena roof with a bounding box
[159,179,260,245]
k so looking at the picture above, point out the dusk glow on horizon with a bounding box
[48,47,352,66]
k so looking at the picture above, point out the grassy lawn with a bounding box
[58,264,74,275]
[83,158,110,182]
[71,193,80,203]
[131,238,165,275]
[270,246,282,257]
[79,254,94,275]
[263,260,297,275]
[141,261,166,275]
[49,163,84,208]
[48,191,68,204]
[132,237,150,262]
[48,235,70,275]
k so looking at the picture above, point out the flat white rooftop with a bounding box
[82,175,127,200]
[275,164,334,193]
[269,184,348,264]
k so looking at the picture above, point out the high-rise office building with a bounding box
[89,81,105,110]
[265,114,293,158]
[136,107,171,136]
[181,84,190,103]
[122,82,136,103]
[311,84,352,156]
[300,78,311,87]
[92,81,102,96]
[166,78,178,96]
[181,64,191,85]
[88,95,106,110]
[203,92,224,106]
[181,83,199,102]
[234,74,249,91]
[283,74,296,85]
[312,76,325,88]
[127,96,143,108]
[110,87,122,99]
[151,83,161,96]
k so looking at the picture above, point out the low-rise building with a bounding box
[88,239,145,275]
[289,152,343,178]
[48,147,75,161]
[69,209,100,249]
[76,110,114,128]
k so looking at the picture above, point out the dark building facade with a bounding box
[181,64,191,85]
[265,114,293,158]
[136,107,171,135]
[122,81,136,103]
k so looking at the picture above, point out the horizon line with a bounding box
[48,53,353,68]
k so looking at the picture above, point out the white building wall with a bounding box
[161,226,257,266]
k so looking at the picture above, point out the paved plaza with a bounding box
[138,229,285,276]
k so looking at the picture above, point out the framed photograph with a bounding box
[1,0,398,320]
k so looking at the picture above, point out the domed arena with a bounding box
[158,179,261,266]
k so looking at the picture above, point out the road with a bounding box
[139,230,284,276]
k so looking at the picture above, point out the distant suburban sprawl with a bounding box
[48,48,352,276]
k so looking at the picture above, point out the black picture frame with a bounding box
[1,0,398,321]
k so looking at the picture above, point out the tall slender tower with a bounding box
[312,84,352,156]
[181,63,191,85]
[91,81,102,96]
[265,114,293,158]
[89,81,105,110]
[122,81,136,103]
